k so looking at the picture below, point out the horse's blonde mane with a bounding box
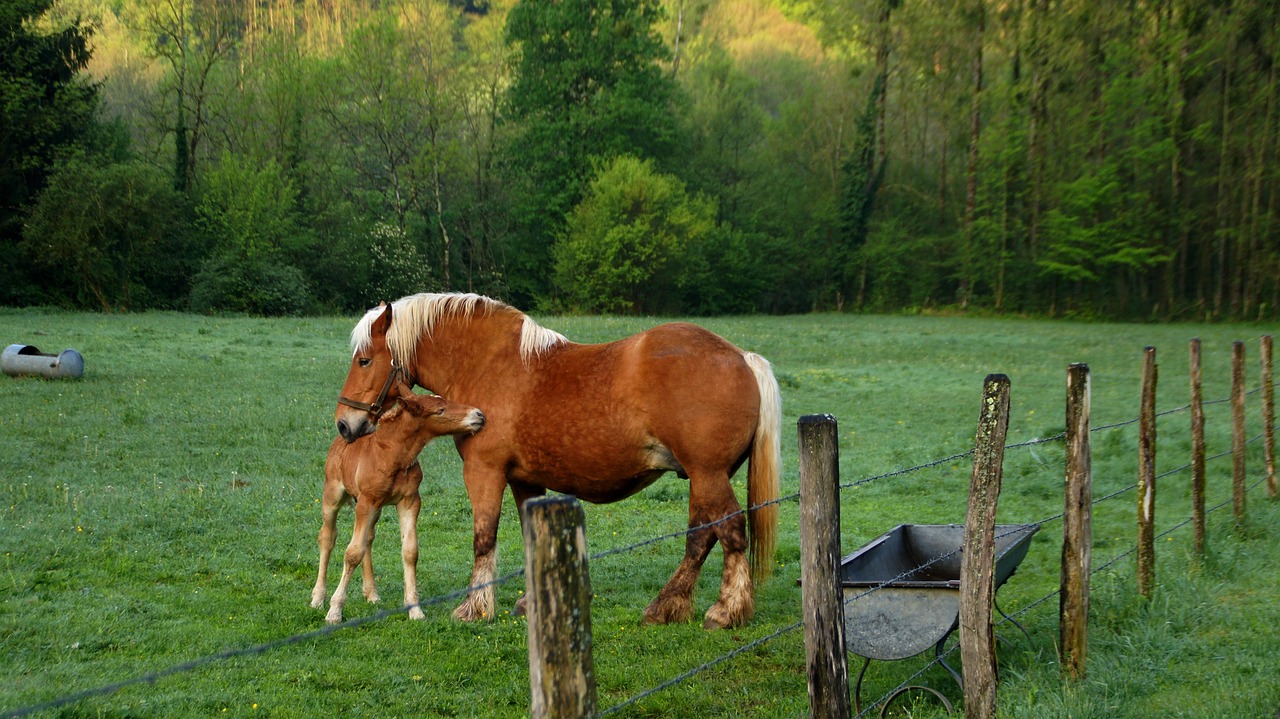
[350,292,567,366]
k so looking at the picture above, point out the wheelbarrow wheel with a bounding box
[881,684,954,717]
[853,656,956,718]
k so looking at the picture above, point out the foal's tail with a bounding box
[744,351,781,585]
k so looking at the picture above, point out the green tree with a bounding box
[23,158,186,310]
[552,156,712,314]
[188,153,313,315]
[503,0,681,304]
[0,0,101,303]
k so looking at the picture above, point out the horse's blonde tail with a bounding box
[744,351,781,585]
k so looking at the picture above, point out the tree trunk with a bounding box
[959,0,985,308]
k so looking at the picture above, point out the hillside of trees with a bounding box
[3,0,1277,319]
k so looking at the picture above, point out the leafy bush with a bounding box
[23,158,189,310]
[367,222,436,302]
[188,253,312,316]
[552,156,715,314]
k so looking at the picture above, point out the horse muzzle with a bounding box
[336,413,375,443]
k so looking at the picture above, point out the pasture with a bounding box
[1,308,1278,718]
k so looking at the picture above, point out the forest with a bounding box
[3,0,1278,319]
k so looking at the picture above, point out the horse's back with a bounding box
[517,322,761,477]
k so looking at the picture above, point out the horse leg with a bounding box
[702,508,754,630]
[509,480,546,617]
[327,500,377,624]
[361,506,383,604]
[643,504,717,625]
[397,493,425,620]
[311,488,345,609]
[454,470,505,622]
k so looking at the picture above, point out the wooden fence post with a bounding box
[1263,335,1277,499]
[1137,347,1157,599]
[522,495,597,719]
[960,374,1011,719]
[1190,339,1207,556]
[1232,341,1247,528]
[798,414,852,719]
[1060,364,1091,681]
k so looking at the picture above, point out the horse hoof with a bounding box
[452,600,491,622]
[365,592,381,604]
[703,601,752,630]
[513,595,528,617]
[325,610,343,624]
[642,598,692,625]
[408,606,426,621]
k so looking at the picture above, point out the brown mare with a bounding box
[313,390,485,624]
[334,293,780,629]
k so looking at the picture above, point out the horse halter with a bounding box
[336,360,410,420]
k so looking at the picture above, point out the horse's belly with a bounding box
[511,442,680,504]
[537,468,669,504]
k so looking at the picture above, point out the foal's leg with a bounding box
[326,500,378,624]
[397,492,425,620]
[361,507,383,604]
[454,468,506,622]
[644,500,717,625]
[311,488,346,609]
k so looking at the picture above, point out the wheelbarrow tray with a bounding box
[840,523,1039,661]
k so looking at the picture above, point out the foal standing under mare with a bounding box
[334,293,781,629]
[313,390,485,623]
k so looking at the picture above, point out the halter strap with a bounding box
[336,361,410,419]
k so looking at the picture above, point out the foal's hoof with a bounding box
[325,609,343,625]
[513,595,528,617]
[408,606,426,621]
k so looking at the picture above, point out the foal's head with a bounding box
[336,303,404,442]
[387,393,486,441]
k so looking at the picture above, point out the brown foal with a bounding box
[312,391,484,623]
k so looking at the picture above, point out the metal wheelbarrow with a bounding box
[840,523,1039,716]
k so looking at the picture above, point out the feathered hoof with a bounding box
[452,595,494,622]
[702,597,754,630]
[642,595,693,625]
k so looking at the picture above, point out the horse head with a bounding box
[335,303,408,442]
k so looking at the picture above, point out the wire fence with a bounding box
[2,380,1271,719]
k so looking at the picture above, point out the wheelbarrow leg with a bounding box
[935,631,963,694]
[854,655,872,717]
[995,598,1032,643]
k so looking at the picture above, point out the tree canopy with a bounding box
[2,0,1278,319]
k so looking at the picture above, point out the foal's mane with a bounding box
[350,292,567,367]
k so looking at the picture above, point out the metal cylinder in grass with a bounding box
[2,344,85,379]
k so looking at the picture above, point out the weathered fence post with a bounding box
[1137,347,1157,599]
[1232,341,1247,528]
[798,414,852,719]
[960,374,1011,719]
[1263,335,1277,500]
[1190,339,1207,556]
[1060,364,1091,681]
[522,495,598,719]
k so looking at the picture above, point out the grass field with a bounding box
[1,308,1278,718]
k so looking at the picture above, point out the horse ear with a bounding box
[371,303,393,337]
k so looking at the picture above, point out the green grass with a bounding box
[1,308,1278,718]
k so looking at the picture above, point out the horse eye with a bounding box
[358,358,372,368]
